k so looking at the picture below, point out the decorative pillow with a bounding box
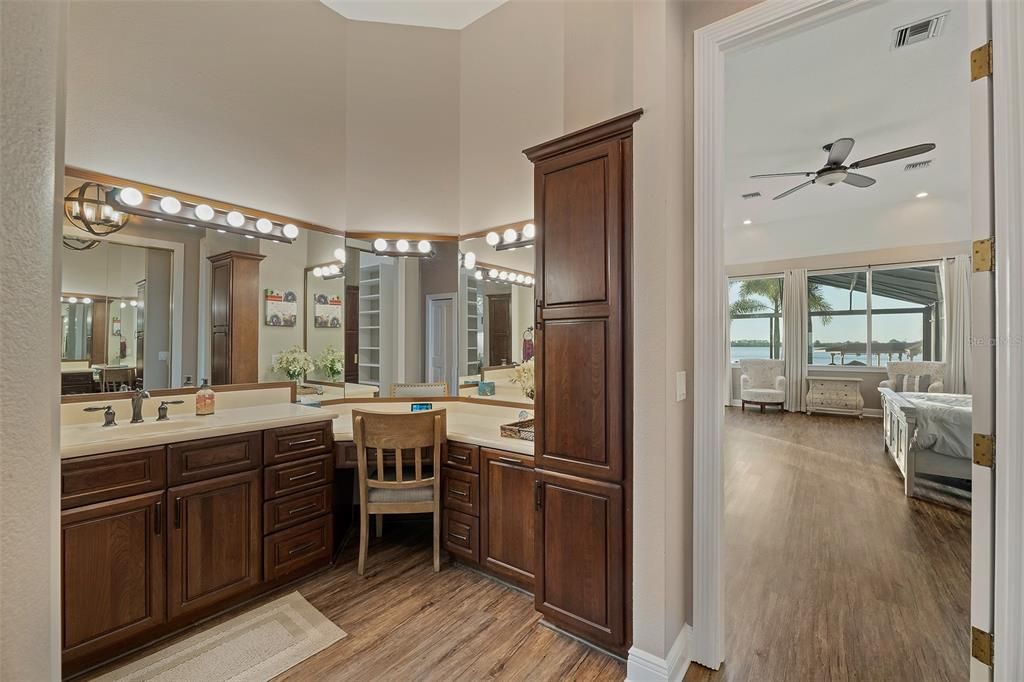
[892,373,932,392]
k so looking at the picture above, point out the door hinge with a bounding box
[973,238,994,273]
[971,41,992,81]
[972,627,993,667]
[973,433,994,468]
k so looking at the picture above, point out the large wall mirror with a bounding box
[457,224,536,406]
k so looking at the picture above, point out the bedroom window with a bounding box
[729,276,784,363]
[808,264,943,367]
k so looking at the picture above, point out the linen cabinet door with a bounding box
[481,449,535,589]
[61,491,166,667]
[534,470,623,649]
[168,469,261,619]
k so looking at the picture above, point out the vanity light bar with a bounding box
[106,186,299,244]
[368,238,435,258]
[473,267,534,288]
[485,222,536,252]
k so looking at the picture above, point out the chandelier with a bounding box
[64,182,130,237]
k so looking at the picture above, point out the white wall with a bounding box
[258,232,310,382]
[0,1,65,676]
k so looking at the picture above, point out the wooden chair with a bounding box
[352,408,447,575]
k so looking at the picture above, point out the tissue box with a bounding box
[477,381,496,396]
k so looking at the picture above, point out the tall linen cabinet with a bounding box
[523,109,641,654]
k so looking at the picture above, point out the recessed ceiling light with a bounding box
[742,219,752,225]
[916,192,929,198]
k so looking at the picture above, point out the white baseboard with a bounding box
[627,625,691,682]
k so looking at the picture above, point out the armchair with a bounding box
[739,359,786,413]
[879,361,946,393]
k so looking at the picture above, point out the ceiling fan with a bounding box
[751,137,936,200]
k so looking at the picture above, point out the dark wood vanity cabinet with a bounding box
[480,449,535,589]
[209,251,265,385]
[524,109,640,652]
[167,469,262,620]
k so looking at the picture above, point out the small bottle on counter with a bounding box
[196,379,215,416]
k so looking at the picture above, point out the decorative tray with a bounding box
[500,418,535,442]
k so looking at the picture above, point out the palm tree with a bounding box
[730,279,832,360]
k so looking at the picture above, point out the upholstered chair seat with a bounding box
[739,359,786,413]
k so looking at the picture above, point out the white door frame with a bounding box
[425,292,458,394]
[692,0,1024,677]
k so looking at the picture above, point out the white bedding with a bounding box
[902,392,972,460]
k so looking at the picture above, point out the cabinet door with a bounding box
[481,450,535,589]
[534,470,623,648]
[168,469,261,619]
[62,491,165,663]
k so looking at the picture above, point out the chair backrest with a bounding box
[352,409,447,490]
[389,382,449,398]
[885,361,945,391]
[739,359,785,389]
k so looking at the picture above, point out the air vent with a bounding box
[892,13,947,49]
[741,191,762,200]
[904,160,932,172]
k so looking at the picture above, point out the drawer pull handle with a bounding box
[288,541,317,555]
[174,496,183,529]
[288,438,317,447]
[497,456,524,465]
[288,503,319,515]
[449,453,469,462]
[288,471,319,482]
[450,489,469,498]
[154,500,162,535]
[447,532,468,542]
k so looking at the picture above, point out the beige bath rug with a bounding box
[92,592,346,682]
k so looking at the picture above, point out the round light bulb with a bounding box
[522,222,536,239]
[503,228,518,243]
[417,240,431,254]
[334,248,346,261]
[488,269,498,279]
[485,231,500,246]
[526,276,534,285]
[516,274,525,283]
[282,223,299,239]
[373,238,388,252]
[396,239,410,253]
[916,192,929,199]
[474,270,483,280]
[313,266,323,277]
[119,187,144,206]
[194,203,214,221]
[120,301,127,309]
[255,218,273,234]
[159,196,182,214]
[68,296,78,303]
[329,264,341,275]
[499,271,509,280]
[130,300,138,307]
[463,251,477,269]
[226,210,245,228]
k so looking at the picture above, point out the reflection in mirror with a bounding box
[302,261,347,400]
[60,239,173,395]
[457,226,536,405]
[343,237,459,399]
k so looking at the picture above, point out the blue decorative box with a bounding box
[477,381,496,396]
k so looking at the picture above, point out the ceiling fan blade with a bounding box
[843,172,876,188]
[849,143,936,170]
[773,179,814,200]
[826,137,855,166]
[751,172,814,179]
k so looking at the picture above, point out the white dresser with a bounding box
[806,376,864,417]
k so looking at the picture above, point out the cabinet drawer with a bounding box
[264,421,333,465]
[263,485,331,534]
[168,432,261,485]
[264,455,333,500]
[264,515,332,581]
[444,441,479,473]
[62,447,166,509]
[442,469,479,516]
[443,510,479,563]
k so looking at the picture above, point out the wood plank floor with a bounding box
[83,523,625,681]
[685,409,970,682]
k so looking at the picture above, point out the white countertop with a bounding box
[61,403,338,460]
[330,400,535,456]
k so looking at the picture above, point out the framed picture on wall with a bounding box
[313,293,343,328]
[264,289,297,327]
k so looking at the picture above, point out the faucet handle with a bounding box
[84,405,117,427]
[157,400,185,421]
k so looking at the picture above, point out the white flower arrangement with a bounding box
[510,357,535,400]
[273,346,314,381]
[317,346,345,382]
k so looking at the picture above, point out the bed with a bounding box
[878,387,972,500]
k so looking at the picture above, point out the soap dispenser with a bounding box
[196,379,216,416]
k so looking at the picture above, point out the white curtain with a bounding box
[942,255,971,394]
[782,268,808,412]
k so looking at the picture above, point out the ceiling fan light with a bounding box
[818,169,847,186]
